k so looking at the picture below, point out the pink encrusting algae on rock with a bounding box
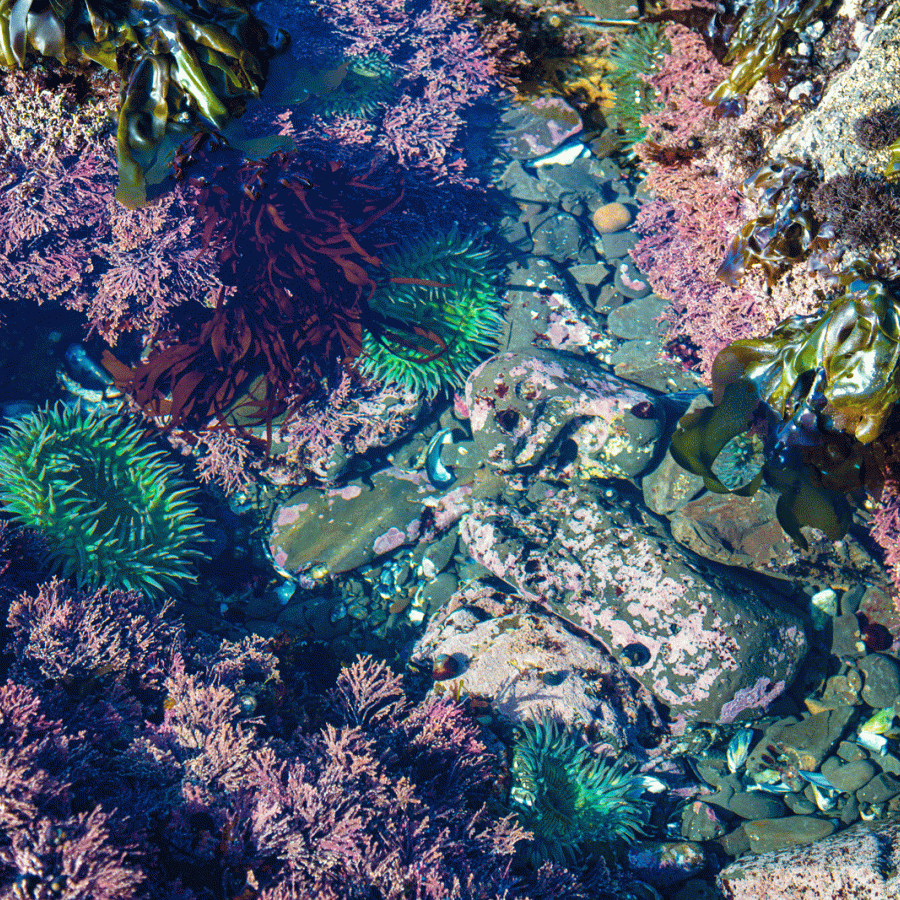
[459,486,807,723]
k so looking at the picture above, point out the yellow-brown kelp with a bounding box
[0,0,283,206]
[706,0,830,107]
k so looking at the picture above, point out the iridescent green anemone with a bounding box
[605,23,668,149]
[0,404,206,598]
[306,53,398,118]
[509,716,651,867]
[359,227,505,396]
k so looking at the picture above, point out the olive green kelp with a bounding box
[706,0,831,107]
[0,0,283,206]
[671,269,900,547]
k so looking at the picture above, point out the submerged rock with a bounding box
[269,468,471,579]
[466,349,662,481]
[717,819,900,899]
[460,483,808,724]
[410,583,664,750]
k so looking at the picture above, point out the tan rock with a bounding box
[592,201,631,234]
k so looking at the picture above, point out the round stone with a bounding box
[592,201,632,234]
[859,654,900,708]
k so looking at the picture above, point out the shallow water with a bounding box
[0,0,898,896]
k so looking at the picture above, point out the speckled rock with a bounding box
[722,791,788,821]
[409,583,662,749]
[627,840,705,889]
[269,469,471,578]
[857,772,900,804]
[607,294,668,341]
[642,451,705,515]
[459,481,808,723]
[717,819,900,899]
[825,759,876,794]
[859,654,900,708]
[681,801,727,841]
[770,21,900,179]
[531,211,584,262]
[465,349,662,481]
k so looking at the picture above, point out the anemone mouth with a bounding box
[0,404,206,598]
[509,716,649,865]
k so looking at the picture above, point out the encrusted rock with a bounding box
[859,653,900,708]
[466,349,662,481]
[269,469,471,578]
[670,490,884,587]
[627,840,705,889]
[409,583,663,750]
[459,482,808,723]
[717,819,900,899]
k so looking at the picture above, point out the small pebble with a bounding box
[592,201,632,234]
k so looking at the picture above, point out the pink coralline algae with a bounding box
[0,135,223,343]
[249,0,508,184]
[272,370,422,483]
[631,194,764,377]
[636,24,730,157]
[0,567,543,899]
[718,677,786,724]
[626,21,803,376]
[459,483,807,723]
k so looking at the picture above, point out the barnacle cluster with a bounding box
[0,404,206,598]
[717,158,825,286]
[706,0,831,105]
[0,0,282,206]
[509,715,650,867]
[360,227,506,396]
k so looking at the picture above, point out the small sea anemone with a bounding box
[509,715,651,867]
[305,53,398,118]
[359,227,505,396]
[0,404,206,598]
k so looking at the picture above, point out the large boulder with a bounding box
[717,819,900,899]
[460,483,808,724]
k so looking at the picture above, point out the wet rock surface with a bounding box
[717,819,900,899]
[409,582,663,751]
[466,348,662,481]
[460,482,808,723]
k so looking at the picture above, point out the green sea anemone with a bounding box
[509,716,651,866]
[359,227,505,396]
[605,24,669,149]
[0,404,206,598]
[306,53,398,118]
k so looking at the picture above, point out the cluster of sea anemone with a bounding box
[361,227,506,396]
